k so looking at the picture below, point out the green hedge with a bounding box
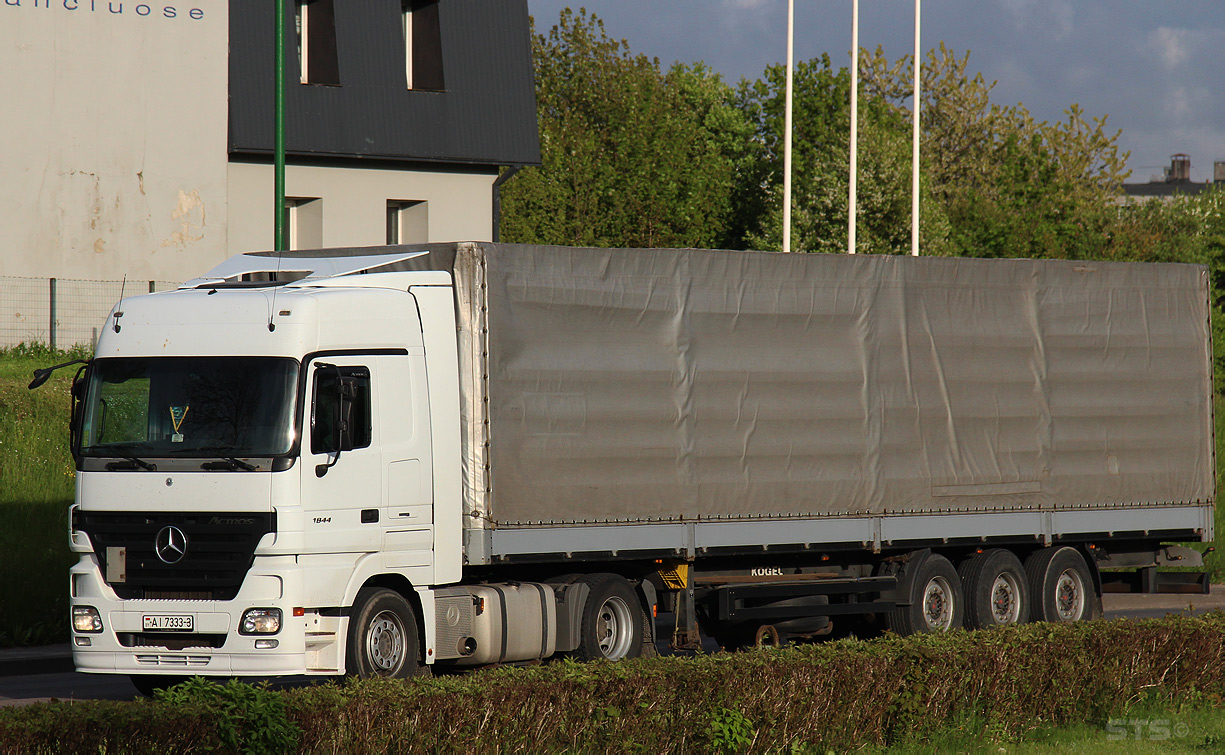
[3,614,1225,753]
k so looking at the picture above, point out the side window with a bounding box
[311,366,372,454]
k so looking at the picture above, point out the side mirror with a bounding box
[335,376,357,453]
[27,359,91,464]
[315,369,357,477]
[28,358,90,390]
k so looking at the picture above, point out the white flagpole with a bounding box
[848,0,859,254]
[783,0,794,253]
[911,0,921,256]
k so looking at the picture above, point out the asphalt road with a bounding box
[4,587,1224,708]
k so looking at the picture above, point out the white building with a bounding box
[0,0,539,345]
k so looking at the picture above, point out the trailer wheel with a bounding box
[574,574,644,661]
[886,553,964,635]
[1025,547,1096,623]
[959,549,1029,629]
[346,587,425,678]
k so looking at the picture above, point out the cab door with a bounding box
[300,357,382,553]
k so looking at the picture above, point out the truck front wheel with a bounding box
[574,574,645,661]
[346,587,426,678]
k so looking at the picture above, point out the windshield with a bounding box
[80,357,299,458]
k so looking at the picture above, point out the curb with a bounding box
[0,645,75,677]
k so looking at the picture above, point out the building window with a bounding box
[284,198,323,250]
[386,200,428,244]
[295,0,340,86]
[402,0,444,91]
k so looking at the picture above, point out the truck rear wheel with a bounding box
[886,553,964,635]
[959,549,1029,629]
[346,587,426,678]
[1025,547,1097,623]
[574,574,644,661]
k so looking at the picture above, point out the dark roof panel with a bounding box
[1122,181,1211,198]
[229,0,541,167]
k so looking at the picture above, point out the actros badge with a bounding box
[154,525,188,564]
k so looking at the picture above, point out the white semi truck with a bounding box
[33,243,1214,693]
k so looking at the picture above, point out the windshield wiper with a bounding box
[201,457,259,472]
[106,456,157,472]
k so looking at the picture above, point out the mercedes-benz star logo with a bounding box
[154,525,188,564]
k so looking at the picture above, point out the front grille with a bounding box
[79,511,275,600]
[143,590,215,601]
[118,633,227,650]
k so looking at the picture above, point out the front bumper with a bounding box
[70,554,345,676]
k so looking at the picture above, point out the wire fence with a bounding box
[0,277,180,351]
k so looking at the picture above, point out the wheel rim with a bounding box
[989,572,1022,624]
[595,596,635,659]
[1054,569,1085,621]
[365,609,406,674]
[922,576,954,630]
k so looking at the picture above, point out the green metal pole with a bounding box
[274,0,287,251]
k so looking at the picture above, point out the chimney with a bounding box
[1167,153,1191,182]
[1215,161,1225,184]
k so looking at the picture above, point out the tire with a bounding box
[1025,547,1096,623]
[886,553,964,635]
[345,587,426,678]
[959,549,1029,630]
[129,674,190,697]
[574,574,645,661]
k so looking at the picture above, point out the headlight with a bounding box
[239,608,282,635]
[72,605,104,633]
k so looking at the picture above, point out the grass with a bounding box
[0,502,71,646]
[881,703,1225,753]
[1206,395,1225,579]
[0,343,81,504]
[0,343,84,646]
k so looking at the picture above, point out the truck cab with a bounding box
[67,253,464,688]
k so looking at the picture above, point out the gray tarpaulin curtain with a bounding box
[443,243,1212,528]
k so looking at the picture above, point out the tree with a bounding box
[500,9,749,249]
[731,54,949,255]
[861,44,1130,260]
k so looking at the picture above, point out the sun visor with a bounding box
[183,250,428,288]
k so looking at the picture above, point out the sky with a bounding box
[526,0,1225,183]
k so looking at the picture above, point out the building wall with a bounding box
[227,162,494,254]
[0,1,523,348]
[0,1,230,281]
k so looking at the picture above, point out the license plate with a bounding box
[142,614,193,631]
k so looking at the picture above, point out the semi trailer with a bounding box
[34,242,1214,692]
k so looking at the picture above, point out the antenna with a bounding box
[269,249,284,333]
[112,275,127,333]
